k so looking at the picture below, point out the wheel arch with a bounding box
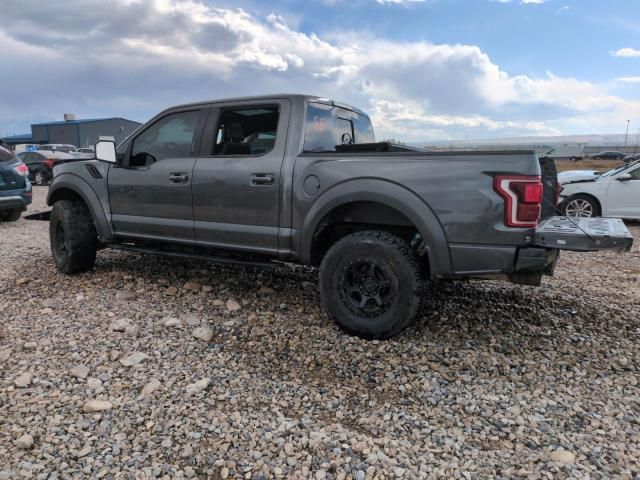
[47,175,113,241]
[299,179,452,277]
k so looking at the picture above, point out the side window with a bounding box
[213,106,279,156]
[303,103,376,152]
[130,110,200,167]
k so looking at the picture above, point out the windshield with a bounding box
[599,162,637,178]
[303,102,375,152]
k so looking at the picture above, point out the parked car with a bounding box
[590,151,626,160]
[559,160,640,219]
[37,144,77,154]
[17,150,76,185]
[624,153,640,163]
[42,94,633,339]
[0,145,32,222]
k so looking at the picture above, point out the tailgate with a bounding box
[532,217,633,252]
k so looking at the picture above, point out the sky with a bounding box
[0,0,639,142]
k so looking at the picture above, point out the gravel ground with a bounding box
[1,187,639,480]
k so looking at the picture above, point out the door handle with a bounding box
[169,172,189,183]
[251,173,275,186]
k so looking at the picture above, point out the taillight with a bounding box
[14,163,29,176]
[493,175,543,228]
[44,159,55,168]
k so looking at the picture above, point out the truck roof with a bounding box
[171,94,369,117]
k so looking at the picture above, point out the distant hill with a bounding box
[414,133,638,148]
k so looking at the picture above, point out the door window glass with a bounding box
[130,110,200,167]
[213,106,279,156]
[303,102,376,152]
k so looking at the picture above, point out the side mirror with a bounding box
[95,140,117,164]
[617,173,632,182]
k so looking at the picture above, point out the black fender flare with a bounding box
[299,179,452,277]
[47,173,113,241]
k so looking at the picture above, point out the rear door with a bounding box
[191,99,290,254]
[604,165,640,219]
[108,107,208,244]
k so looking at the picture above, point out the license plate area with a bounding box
[532,216,633,252]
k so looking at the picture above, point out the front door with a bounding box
[108,107,208,243]
[605,165,640,219]
[192,100,290,254]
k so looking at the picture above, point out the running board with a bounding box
[110,243,279,269]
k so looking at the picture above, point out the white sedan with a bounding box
[559,161,640,219]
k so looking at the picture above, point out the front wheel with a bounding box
[34,171,49,186]
[562,194,600,218]
[319,230,425,339]
[49,200,97,274]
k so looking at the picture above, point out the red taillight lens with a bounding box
[14,163,29,176]
[493,175,543,228]
[44,159,55,168]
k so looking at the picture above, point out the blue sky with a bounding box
[1,0,639,141]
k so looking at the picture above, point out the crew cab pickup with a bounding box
[45,94,633,339]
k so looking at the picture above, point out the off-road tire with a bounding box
[319,230,425,339]
[49,200,97,274]
[0,208,22,222]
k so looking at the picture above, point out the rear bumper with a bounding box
[0,190,32,211]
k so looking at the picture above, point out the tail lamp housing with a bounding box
[43,158,56,169]
[13,163,29,176]
[494,175,543,228]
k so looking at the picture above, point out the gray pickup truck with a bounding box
[45,94,633,338]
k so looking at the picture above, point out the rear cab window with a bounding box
[303,102,375,153]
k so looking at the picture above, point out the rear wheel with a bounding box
[49,200,97,274]
[0,208,21,222]
[34,171,48,186]
[562,194,600,218]
[319,230,425,339]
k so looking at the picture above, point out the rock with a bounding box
[119,352,149,367]
[16,277,29,285]
[202,285,214,293]
[549,450,576,464]
[115,290,136,301]
[186,378,210,394]
[162,317,181,328]
[39,307,54,315]
[83,400,113,413]
[14,372,33,388]
[259,286,275,295]
[226,299,241,312]
[86,378,103,391]
[15,434,34,449]
[140,379,161,396]
[24,341,37,350]
[181,445,193,457]
[125,324,140,337]
[164,286,178,296]
[220,467,229,479]
[75,446,92,458]
[42,299,57,309]
[184,315,201,326]
[213,299,224,306]
[183,281,202,291]
[192,326,213,342]
[184,467,196,478]
[109,318,129,332]
[70,365,90,379]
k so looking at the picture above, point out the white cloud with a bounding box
[612,48,640,58]
[375,0,426,3]
[0,0,638,141]
[618,76,640,83]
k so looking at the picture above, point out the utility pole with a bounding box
[624,119,630,148]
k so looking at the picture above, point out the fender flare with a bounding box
[299,179,452,277]
[47,173,113,241]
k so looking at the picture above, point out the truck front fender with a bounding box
[47,173,114,242]
[299,179,452,277]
